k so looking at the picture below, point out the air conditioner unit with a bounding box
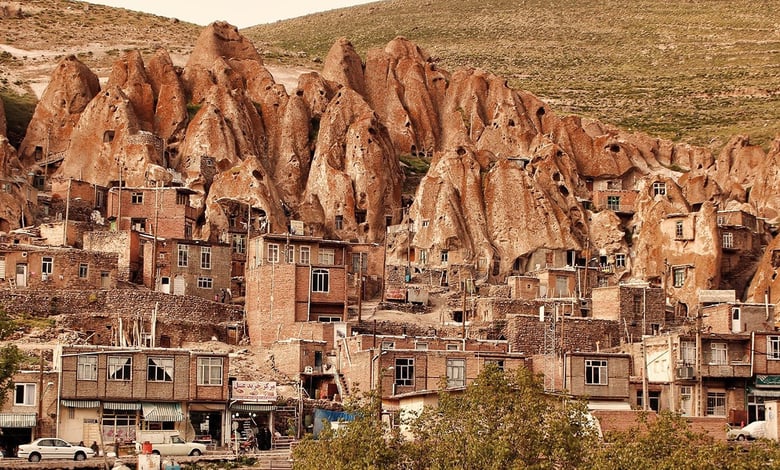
[676,366,695,380]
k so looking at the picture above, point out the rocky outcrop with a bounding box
[302,88,402,243]
[748,137,780,224]
[18,55,100,166]
[56,85,158,187]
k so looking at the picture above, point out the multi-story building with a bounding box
[0,245,118,289]
[143,239,231,301]
[107,186,198,239]
[56,345,229,451]
[245,233,352,348]
[0,368,59,454]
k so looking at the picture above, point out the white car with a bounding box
[18,438,96,462]
[727,420,766,441]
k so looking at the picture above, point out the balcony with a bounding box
[700,362,751,378]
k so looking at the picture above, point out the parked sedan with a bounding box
[727,420,766,441]
[18,438,96,462]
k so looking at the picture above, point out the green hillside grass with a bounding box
[245,0,780,149]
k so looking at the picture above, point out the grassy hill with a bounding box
[245,0,780,149]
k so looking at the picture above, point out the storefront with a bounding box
[188,403,225,446]
[0,412,37,457]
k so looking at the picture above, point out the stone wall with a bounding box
[0,287,243,346]
[506,315,623,356]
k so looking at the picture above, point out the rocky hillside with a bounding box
[245,0,780,148]
[1,2,779,315]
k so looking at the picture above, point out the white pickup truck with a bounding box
[136,432,206,457]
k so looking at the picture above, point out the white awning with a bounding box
[587,400,632,411]
[103,402,142,411]
[0,412,37,428]
[61,399,100,408]
[142,403,184,422]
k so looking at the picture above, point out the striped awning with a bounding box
[230,403,276,412]
[0,412,37,428]
[61,399,100,408]
[103,402,142,411]
[142,402,184,422]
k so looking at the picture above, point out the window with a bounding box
[200,247,211,269]
[197,277,213,289]
[768,336,780,360]
[41,257,53,275]
[615,253,626,268]
[184,222,193,239]
[131,192,144,204]
[585,359,608,385]
[710,342,727,365]
[335,215,343,230]
[446,344,460,351]
[723,232,734,249]
[415,343,428,350]
[312,268,329,293]
[14,383,35,406]
[197,357,223,385]
[607,196,620,211]
[395,358,414,386]
[446,358,466,388]
[422,220,429,228]
[176,192,188,205]
[633,295,643,314]
[673,267,686,287]
[77,355,98,381]
[381,341,395,350]
[267,243,279,263]
[441,251,449,263]
[107,356,132,381]
[317,316,342,322]
[177,245,188,267]
[707,392,726,416]
[352,253,368,273]
[717,215,726,226]
[102,411,136,440]
[675,221,684,238]
[318,248,335,265]
[486,359,505,371]
[419,249,428,265]
[131,218,146,232]
[79,263,88,279]
[232,234,246,254]
[147,357,174,382]
[681,341,696,366]
[286,245,294,263]
[653,182,666,196]
[300,246,310,265]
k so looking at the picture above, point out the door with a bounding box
[173,275,185,296]
[16,263,27,287]
[0,255,5,279]
[160,277,171,294]
[732,307,741,333]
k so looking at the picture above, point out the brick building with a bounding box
[84,230,142,283]
[0,244,118,290]
[56,345,229,451]
[143,239,232,301]
[338,334,527,400]
[107,186,197,239]
[245,233,351,347]
[1,368,59,455]
[591,284,666,339]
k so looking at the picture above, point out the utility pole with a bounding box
[357,254,363,323]
[62,177,72,246]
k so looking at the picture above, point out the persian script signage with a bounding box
[232,381,277,401]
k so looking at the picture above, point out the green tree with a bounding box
[406,364,599,469]
[292,391,408,470]
[587,410,780,470]
[0,310,23,407]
